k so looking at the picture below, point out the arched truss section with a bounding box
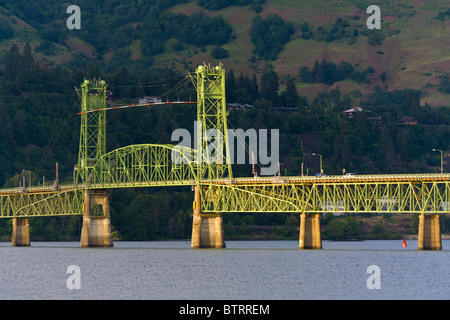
[85,144,200,188]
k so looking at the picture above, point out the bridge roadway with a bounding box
[1,172,449,194]
[2,172,450,216]
[2,172,446,248]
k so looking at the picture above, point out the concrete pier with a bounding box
[417,214,441,250]
[80,190,113,247]
[12,218,30,246]
[191,186,225,248]
[298,213,322,249]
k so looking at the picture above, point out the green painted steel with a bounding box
[2,174,450,218]
[0,189,84,218]
[188,63,233,181]
[86,144,198,188]
[1,64,450,218]
[77,79,107,184]
[199,176,450,214]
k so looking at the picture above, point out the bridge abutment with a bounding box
[12,218,30,246]
[298,213,322,249]
[191,186,225,248]
[417,214,441,250]
[80,190,113,248]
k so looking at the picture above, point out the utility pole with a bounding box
[312,153,323,174]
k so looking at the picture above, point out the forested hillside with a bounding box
[0,0,449,241]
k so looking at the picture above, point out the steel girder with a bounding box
[1,176,450,217]
[0,189,84,218]
[200,180,450,214]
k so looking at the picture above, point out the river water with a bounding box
[0,240,448,300]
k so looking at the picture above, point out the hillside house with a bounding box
[397,116,417,126]
[343,106,364,118]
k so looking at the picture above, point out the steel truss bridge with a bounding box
[0,63,447,249]
[2,173,450,218]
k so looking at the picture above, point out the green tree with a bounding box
[377,126,395,172]
[250,74,259,101]
[249,14,294,60]
[323,216,361,240]
[259,65,279,103]
[210,46,229,59]
[410,213,419,232]
[372,223,389,239]
[280,75,299,107]
[367,29,385,46]
[0,19,14,41]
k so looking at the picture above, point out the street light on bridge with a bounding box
[432,149,443,174]
[312,153,323,174]
[22,169,31,188]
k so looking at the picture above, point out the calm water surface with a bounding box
[0,240,448,300]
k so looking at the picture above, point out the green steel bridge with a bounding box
[2,173,450,218]
[1,64,447,249]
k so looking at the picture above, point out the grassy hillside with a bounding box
[0,0,449,106]
[167,0,450,106]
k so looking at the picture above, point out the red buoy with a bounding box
[402,239,407,247]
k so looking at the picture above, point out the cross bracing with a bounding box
[1,64,449,219]
[1,174,450,217]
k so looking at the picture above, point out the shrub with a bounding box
[210,46,229,59]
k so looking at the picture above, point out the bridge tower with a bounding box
[77,79,107,183]
[77,79,112,247]
[189,63,233,180]
[189,64,230,248]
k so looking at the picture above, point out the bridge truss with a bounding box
[2,174,450,218]
[200,175,450,214]
[0,64,448,221]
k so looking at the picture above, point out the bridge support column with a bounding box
[12,218,30,246]
[191,186,225,248]
[298,213,321,249]
[80,190,113,248]
[417,214,441,250]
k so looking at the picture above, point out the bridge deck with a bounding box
[1,173,449,195]
[230,173,450,184]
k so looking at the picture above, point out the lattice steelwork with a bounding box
[0,189,84,218]
[189,63,233,180]
[77,79,107,183]
[1,174,450,218]
[86,144,197,188]
[200,174,450,214]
